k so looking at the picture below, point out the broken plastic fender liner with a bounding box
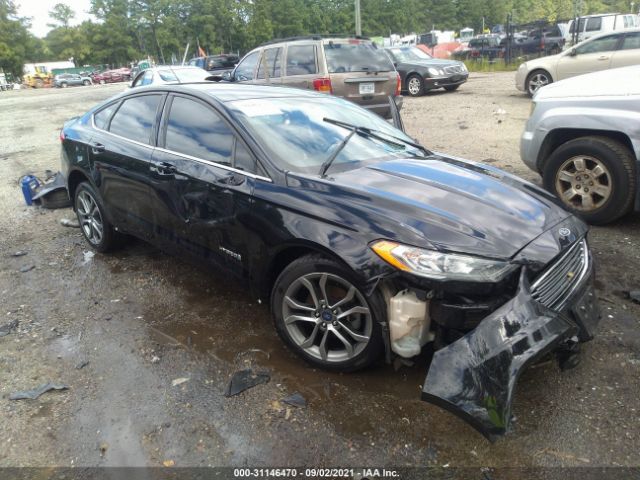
[421,270,578,441]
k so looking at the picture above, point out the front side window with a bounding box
[234,51,259,81]
[257,47,282,79]
[323,41,393,73]
[575,34,619,54]
[109,94,161,144]
[286,45,317,75]
[164,96,233,165]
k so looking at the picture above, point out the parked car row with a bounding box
[91,68,132,84]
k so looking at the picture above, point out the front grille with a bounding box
[444,65,464,75]
[531,239,589,311]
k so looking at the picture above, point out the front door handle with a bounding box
[217,173,245,186]
[91,142,105,154]
[151,161,178,175]
[597,55,609,61]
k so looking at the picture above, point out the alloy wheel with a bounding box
[76,190,104,245]
[555,155,612,211]
[407,77,422,96]
[528,72,549,95]
[282,272,372,363]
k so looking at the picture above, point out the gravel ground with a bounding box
[0,74,639,472]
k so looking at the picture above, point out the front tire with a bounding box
[271,255,384,372]
[74,182,121,252]
[526,69,552,97]
[83,80,90,86]
[542,136,636,225]
[406,74,424,97]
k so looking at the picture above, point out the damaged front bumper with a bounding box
[421,268,600,441]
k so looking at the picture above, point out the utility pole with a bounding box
[355,0,362,36]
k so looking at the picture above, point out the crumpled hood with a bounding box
[329,155,572,259]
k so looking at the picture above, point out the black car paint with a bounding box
[61,84,599,439]
[385,50,469,92]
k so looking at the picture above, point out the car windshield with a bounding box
[323,41,394,73]
[228,96,425,174]
[388,47,432,62]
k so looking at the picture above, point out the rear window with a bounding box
[323,41,394,73]
[109,94,161,144]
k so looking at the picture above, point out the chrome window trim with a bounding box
[154,147,272,182]
[91,97,273,183]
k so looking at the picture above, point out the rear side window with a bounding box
[94,102,118,130]
[324,42,394,73]
[164,96,233,165]
[286,45,317,75]
[257,47,282,79]
[586,17,602,32]
[109,94,161,144]
[622,32,640,50]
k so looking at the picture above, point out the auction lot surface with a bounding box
[1,74,639,470]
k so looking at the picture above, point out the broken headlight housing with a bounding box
[371,240,516,282]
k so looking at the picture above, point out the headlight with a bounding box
[371,240,516,282]
[460,63,468,72]
[427,67,441,76]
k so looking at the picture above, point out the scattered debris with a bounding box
[75,359,90,370]
[31,172,71,209]
[162,460,175,467]
[60,218,80,228]
[628,290,640,304]
[19,265,35,273]
[282,392,307,408]
[224,369,270,397]
[150,355,160,364]
[98,442,108,456]
[0,319,19,338]
[82,251,95,264]
[10,251,27,257]
[171,377,190,387]
[9,382,69,400]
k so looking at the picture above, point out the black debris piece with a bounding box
[628,290,640,304]
[19,265,35,273]
[9,382,69,400]
[0,319,19,338]
[282,392,307,408]
[76,359,90,370]
[224,369,270,397]
[32,172,71,209]
[10,251,28,257]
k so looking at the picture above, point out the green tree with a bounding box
[48,3,75,29]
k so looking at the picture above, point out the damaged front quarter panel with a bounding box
[421,269,579,441]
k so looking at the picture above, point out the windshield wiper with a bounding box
[323,117,431,156]
[319,128,357,177]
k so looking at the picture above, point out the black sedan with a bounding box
[385,46,469,96]
[61,83,600,440]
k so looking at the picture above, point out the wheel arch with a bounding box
[537,128,636,173]
[67,168,91,206]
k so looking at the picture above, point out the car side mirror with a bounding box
[569,48,577,56]
[222,71,232,82]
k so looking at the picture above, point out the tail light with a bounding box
[395,72,401,96]
[59,129,65,142]
[312,77,332,93]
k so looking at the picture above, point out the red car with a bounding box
[91,68,131,84]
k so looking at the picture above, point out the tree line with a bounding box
[0,0,634,76]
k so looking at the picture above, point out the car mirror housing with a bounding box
[569,48,577,56]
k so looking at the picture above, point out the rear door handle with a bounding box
[91,142,105,154]
[217,173,245,186]
[152,161,178,175]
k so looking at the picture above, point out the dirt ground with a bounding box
[0,74,639,472]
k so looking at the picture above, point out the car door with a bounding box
[71,74,82,86]
[89,93,164,239]
[610,31,640,68]
[148,93,263,276]
[255,47,283,85]
[556,33,620,80]
[282,43,319,90]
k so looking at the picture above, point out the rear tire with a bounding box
[406,74,424,97]
[74,182,122,252]
[271,255,384,372]
[542,136,636,225]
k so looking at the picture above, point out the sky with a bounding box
[17,0,94,38]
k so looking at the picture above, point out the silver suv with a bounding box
[521,65,640,224]
[223,35,402,118]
